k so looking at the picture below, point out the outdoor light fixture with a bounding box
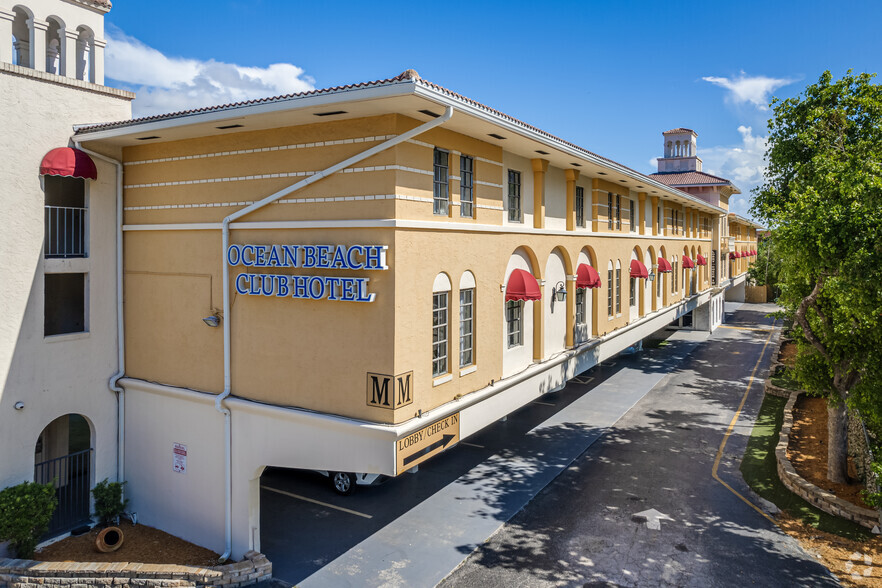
[202,314,221,328]
[554,281,567,302]
[648,270,656,282]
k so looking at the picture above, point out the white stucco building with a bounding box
[0,0,132,550]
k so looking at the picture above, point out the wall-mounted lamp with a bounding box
[202,314,221,328]
[553,281,567,302]
[648,271,656,282]
[14,401,24,410]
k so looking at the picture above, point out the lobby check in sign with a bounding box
[396,413,460,474]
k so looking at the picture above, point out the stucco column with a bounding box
[531,159,548,229]
[565,275,576,347]
[591,178,601,233]
[638,192,646,235]
[64,29,77,80]
[638,276,645,317]
[93,38,105,85]
[565,169,579,231]
[32,19,47,72]
[0,9,14,65]
[651,196,659,236]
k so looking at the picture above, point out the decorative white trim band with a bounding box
[124,135,397,166]
[124,164,431,190]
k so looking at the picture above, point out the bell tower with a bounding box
[657,128,701,173]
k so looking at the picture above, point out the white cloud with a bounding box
[105,27,315,117]
[702,72,795,111]
[700,125,768,217]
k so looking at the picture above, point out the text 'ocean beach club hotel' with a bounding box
[2,12,760,559]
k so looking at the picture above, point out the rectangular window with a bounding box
[506,300,522,347]
[432,292,448,377]
[44,176,87,259]
[45,272,86,336]
[608,268,614,317]
[460,155,474,218]
[630,277,636,307]
[615,267,621,313]
[575,186,585,228]
[433,148,449,216]
[672,210,678,235]
[575,288,585,324]
[459,288,474,367]
[629,199,635,232]
[658,205,662,233]
[616,194,621,230]
[657,272,662,298]
[508,170,521,222]
[711,250,718,286]
[608,193,613,230]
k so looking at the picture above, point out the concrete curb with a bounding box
[775,390,880,529]
[0,550,272,588]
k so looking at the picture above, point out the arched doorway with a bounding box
[34,414,93,536]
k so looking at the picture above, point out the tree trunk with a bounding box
[827,400,849,484]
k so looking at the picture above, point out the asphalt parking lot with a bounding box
[259,324,702,585]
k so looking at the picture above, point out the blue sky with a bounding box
[103,1,882,219]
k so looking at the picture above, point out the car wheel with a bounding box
[331,471,354,495]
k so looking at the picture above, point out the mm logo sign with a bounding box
[366,371,413,410]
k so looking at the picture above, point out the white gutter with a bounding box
[74,143,126,487]
[215,105,453,562]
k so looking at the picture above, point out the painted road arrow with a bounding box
[403,434,455,467]
[632,508,674,530]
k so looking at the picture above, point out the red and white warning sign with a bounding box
[173,442,187,474]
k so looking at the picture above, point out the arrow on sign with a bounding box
[632,509,674,530]
[402,434,455,467]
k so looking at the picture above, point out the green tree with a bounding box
[0,481,58,558]
[752,70,882,484]
[747,235,782,297]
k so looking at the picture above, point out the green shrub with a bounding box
[91,479,128,526]
[862,462,882,510]
[0,481,58,558]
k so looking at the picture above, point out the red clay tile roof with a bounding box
[649,171,732,186]
[72,0,112,10]
[663,128,696,135]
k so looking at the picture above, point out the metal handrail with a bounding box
[44,205,86,258]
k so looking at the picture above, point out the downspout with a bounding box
[74,143,126,487]
[216,105,453,561]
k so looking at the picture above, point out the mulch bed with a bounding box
[789,395,873,510]
[35,521,221,567]
[779,340,797,366]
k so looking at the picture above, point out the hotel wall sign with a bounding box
[227,244,387,302]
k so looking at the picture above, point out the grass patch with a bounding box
[740,394,873,540]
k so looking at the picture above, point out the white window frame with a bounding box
[433,291,449,377]
[459,288,474,367]
[506,300,523,348]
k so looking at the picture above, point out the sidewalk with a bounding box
[300,329,710,588]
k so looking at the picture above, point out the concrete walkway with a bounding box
[300,329,710,588]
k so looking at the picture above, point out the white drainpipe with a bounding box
[216,105,453,561]
[74,143,126,487]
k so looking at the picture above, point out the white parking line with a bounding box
[460,441,485,449]
[262,485,373,519]
[571,375,595,385]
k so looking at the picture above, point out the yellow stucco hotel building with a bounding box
[72,70,760,558]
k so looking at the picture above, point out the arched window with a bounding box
[615,260,622,314]
[76,26,94,82]
[459,271,475,368]
[12,5,33,68]
[432,273,452,378]
[607,260,614,318]
[45,16,64,75]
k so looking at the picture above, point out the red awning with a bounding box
[752,249,757,256]
[729,252,738,259]
[40,147,97,180]
[576,263,601,289]
[657,257,672,273]
[505,268,541,301]
[696,254,707,266]
[630,259,648,279]
[682,256,695,269]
